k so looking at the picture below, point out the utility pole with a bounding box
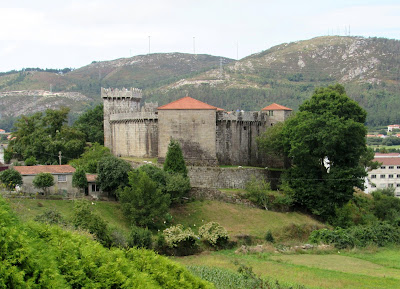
[148,36,151,54]
[58,151,62,165]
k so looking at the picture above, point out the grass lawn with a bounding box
[170,200,323,241]
[5,197,131,233]
[174,249,400,289]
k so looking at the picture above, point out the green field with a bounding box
[175,248,400,288]
[5,197,400,288]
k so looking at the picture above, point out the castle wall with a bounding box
[216,111,268,166]
[110,117,158,158]
[158,109,217,165]
[188,166,282,189]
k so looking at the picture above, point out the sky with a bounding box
[1,0,400,72]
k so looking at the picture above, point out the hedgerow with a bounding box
[0,196,214,288]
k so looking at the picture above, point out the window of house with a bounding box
[397,166,400,169]
[380,174,386,178]
[389,174,394,178]
[389,166,394,169]
[397,184,400,187]
[92,184,100,192]
[381,166,386,169]
[57,175,66,182]
[397,175,400,178]
[268,110,274,116]
[371,175,377,179]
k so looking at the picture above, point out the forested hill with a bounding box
[1,36,400,127]
[146,36,400,126]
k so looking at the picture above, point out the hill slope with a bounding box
[2,36,400,126]
[148,36,400,125]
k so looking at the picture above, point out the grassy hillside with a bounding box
[170,200,322,242]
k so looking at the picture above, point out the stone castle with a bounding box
[102,87,292,167]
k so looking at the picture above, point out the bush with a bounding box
[128,225,152,249]
[24,156,37,166]
[73,200,112,247]
[198,222,229,249]
[245,176,292,211]
[163,139,188,177]
[162,224,199,256]
[33,172,54,196]
[309,222,400,249]
[265,230,274,243]
[34,208,65,225]
[0,169,23,190]
[166,173,191,204]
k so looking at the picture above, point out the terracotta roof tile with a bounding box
[261,103,292,111]
[158,96,219,110]
[86,174,97,182]
[14,165,76,175]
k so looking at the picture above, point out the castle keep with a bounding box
[102,87,292,166]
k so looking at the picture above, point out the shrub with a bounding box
[33,172,54,196]
[163,139,188,177]
[245,176,292,211]
[128,225,152,249]
[34,208,65,225]
[162,224,199,256]
[165,173,191,204]
[265,230,274,243]
[309,222,400,249]
[199,222,229,248]
[73,200,112,247]
[0,168,23,190]
[24,156,37,166]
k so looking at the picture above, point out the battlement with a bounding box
[101,87,142,99]
[217,110,268,122]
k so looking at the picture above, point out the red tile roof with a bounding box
[158,96,219,110]
[86,174,97,182]
[375,153,400,157]
[14,165,76,175]
[261,103,292,111]
[373,157,400,166]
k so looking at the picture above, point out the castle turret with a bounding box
[102,87,142,148]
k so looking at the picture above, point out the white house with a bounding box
[388,125,400,132]
[365,153,400,197]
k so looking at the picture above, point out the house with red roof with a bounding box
[0,129,5,134]
[14,165,77,196]
[103,87,292,166]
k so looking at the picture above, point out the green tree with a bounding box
[0,169,23,190]
[72,167,88,196]
[96,155,131,198]
[33,172,54,196]
[163,139,188,177]
[119,170,170,229]
[73,104,104,144]
[24,156,37,166]
[70,143,111,173]
[280,84,370,219]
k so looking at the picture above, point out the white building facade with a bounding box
[366,153,400,197]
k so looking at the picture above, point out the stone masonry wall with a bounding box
[110,119,158,158]
[158,109,217,165]
[188,166,281,189]
[216,111,268,166]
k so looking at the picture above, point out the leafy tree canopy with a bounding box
[72,167,88,191]
[33,172,55,195]
[0,169,22,190]
[8,107,86,165]
[96,155,131,198]
[70,143,111,173]
[73,104,104,144]
[119,170,170,229]
[279,84,370,219]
